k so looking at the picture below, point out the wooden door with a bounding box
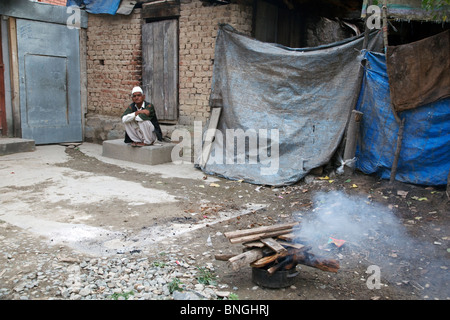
[142,19,178,122]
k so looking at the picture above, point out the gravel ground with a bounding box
[1,143,449,303]
[0,225,234,300]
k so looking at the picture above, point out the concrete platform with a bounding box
[0,138,36,156]
[102,139,176,165]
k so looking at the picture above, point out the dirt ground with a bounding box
[0,143,449,301]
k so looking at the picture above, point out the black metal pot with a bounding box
[251,267,299,289]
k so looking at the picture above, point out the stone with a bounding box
[215,291,230,298]
[79,288,91,296]
[102,139,175,165]
[172,290,205,300]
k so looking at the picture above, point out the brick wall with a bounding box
[178,0,253,125]
[84,1,253,142]
[86,9,143,116]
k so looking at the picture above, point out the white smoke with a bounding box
[294,190,449,298]
[295,191,410,256]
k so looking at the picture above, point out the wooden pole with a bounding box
[343,110,364,174]
[228,229,295,244]
[200,107,222,167]
[227,249,264,271]
[340,0,372,172]
[381,0,405,184]
[0,21,6,136]
[362,0,372,49]
[390,117,405,183]
[382,0,389,52]
[8,17,20,137]
[224,222,298,240]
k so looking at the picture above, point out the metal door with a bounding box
[16,18,82,144]
[142,19,178,122]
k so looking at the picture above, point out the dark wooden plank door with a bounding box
[142,19,178,122]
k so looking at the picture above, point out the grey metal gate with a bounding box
[16,18,82,144]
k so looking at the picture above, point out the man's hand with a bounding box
[136,109,150,116]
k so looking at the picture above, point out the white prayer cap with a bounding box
[131,86,143,94]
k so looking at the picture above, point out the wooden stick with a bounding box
[343,110,363,174]
[229,229,295,244]
[382,0,389,51]
[243,241,265,248]
[8,17,21,137]
[276,240,305,250]
[250,251,291,268]
[267,256,294,274]
[277,233,307,243]
[250,247,310,268]
[200,107,222,167]
[294,252,340,273]
[224,222,299,240]
[214,253,237,261]
[390,117,405,183]
[260,238,287,253]
[362,0,372,50]
[227,249,264,271]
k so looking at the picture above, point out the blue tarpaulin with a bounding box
[355,51,450,186]
[66,0,121,15]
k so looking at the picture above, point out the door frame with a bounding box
[0,21,7,136]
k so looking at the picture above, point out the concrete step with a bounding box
[102,139,176,165]
[0,138,36,156]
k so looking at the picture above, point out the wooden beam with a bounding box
[229,229,295,244]
[214,253,236,261]
[276,240,305,250]
[243,241,265,248]
[250,247,308,268]
[343,110,363,173]
[389,117,405,183]
[250,250,290,268]
[224,222,299,240]
[200,107,222,167]
[142,1,180,20]
[8,17,20,137]
[293,251,340,273]
[0,21,6,135]
[260,238,286,253]
[227,248,264,271]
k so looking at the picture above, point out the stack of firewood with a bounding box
[215,222,340,274]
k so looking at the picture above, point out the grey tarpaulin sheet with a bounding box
[200,24,380,186]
